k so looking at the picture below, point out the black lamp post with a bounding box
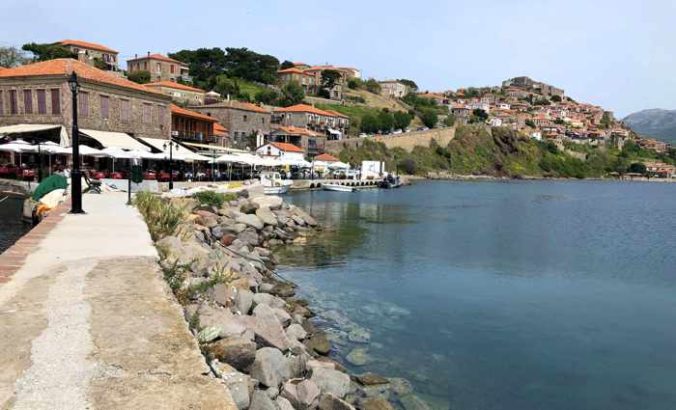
[68,72,84,214]
[163,139,179,190]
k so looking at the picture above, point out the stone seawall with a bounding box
[0,179,33,196]
[325,127,455,154]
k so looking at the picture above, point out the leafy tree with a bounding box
[223,47,279,84]
[554,118,566,125]
[0,46,27,68]
[169,48,227,89]
[397,79,418,91]
[364,78,381,94]
[22,42,76,61]
[317,88,331,99]
[398,158,417,174]
[280,80,305,106]
[255,88,281,105]
[214,75,240,97]
[280,60,295,70]
[525,119,536,128]
[443,114,456,127]
[464,87,480,98]
[347,78,363,90]
[393,111,413,130]
[470,109,488,124]
[599,111,613,129]
[92,57,108,70]
[360,114,380,134]
[533,97,551,106]
[550,95,562,102]
[321,69,342,90]
[420,109,438,128]
[127,70,151,84]
[377,110,394,133]
[628,162,646,174]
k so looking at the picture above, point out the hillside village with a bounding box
[0,39,673,178]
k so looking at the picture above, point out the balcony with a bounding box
[173,131,217,144]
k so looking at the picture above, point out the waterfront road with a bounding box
[0,193,235,409]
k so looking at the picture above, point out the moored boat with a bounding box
[322,183,356,192]
[260,171,292,195]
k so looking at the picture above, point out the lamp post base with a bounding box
[70,169,85,214]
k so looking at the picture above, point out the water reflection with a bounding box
[0,196,30,253]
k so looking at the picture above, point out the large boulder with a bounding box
[345,347,371,366]
[306,331,331,355]
[360,397,394,410]
[217,362,253,410]
[398,395,431,410]
[198,305,247,338]
[319,393,356,410]
[310,367,351,398]
[240,200,260,215]
[276,396,295,410]
[253,304,291,351]
[234,289,254,315]
[237,213,264,230]
[282,379,321,409]
[253,293,287,309]
[238,228,261,247]
[256,207,278,226]
[250,347,291,388]
[286,324,308,341]
[207,336,256,372]
[250,389,278,410]
[251,195,284,210]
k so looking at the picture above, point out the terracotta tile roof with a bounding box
[170,104,217,122]
[270,142,304,153]
[145,80,205,93]
[315,153,339,162]
[272,125,322,137]
[323,109,349,119]
[214,123,228,136]
[199,100,270,114]
[58,39,118,54]
[277,68,311,75]
[0,58,165,96]
[127,53,186,65]
[274,104,335,117]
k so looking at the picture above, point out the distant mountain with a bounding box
[623,109,676,144]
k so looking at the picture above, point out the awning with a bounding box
[139,137,211,162]
[0,124,70,146]
[80,129,150,152]
[327,128,342,136]
[182,141,249,154]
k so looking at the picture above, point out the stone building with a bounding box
[276,68,317,94]
[145,81,206,105]
[267,125,325,156]
[0,59,172,144]
[272,104,349,139]
[170,104,219,145]
[190,101,271,149]
[58,39,119,71]
[126,53,190,83]
[379,80,409,98]
[276,64,357,101]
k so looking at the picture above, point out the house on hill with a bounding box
[144,81,206,105]
[256,141,305,162]
[272,104,349,139]
[267,125,325,156]
[58,39,119,71]
[126,53,190,83]
[190,100,271,149]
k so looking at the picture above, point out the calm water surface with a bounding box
[0,196,30,253]
[277,181,676,410]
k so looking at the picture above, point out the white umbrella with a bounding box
[328,161,350,170]
[77,145,106,157]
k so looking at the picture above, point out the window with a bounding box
[23,90,33,114]
[158,105,165,126]
[100,95,110,119]
[79,91,89,117]
[9,90,18,114]
[243,115,248,122]
[261,117,265,124]
[170,65,175,74]
[0,91,3,115]
[156,63,161,73]
[143,103,151,123]
[120,99,130,122]
[37,90,46,114]
[143,62,148,70]
[50,89,60,114]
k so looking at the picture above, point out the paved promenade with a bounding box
[0,193,235,409]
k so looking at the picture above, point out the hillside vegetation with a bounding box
[623,109,676,144]
[339,126,675,178]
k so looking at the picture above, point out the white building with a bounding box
[256,142,305,162]
[378,80,409,98]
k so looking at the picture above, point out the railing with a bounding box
[174,131,217,144]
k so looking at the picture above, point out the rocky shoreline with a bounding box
[142,188,426,410]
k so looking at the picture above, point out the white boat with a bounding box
[260,172,291,195]
[322,183,356,192]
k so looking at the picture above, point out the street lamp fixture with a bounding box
[68,72,84,214]
[163,140,179,190]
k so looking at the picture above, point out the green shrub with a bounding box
[192,191,236,208]
[134,191,184,240]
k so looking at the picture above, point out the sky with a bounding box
[2,0,675,117]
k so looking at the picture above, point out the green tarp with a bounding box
[32,174,67,201]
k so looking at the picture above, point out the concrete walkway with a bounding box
[0,193,235,409]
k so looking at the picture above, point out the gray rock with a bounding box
[273,308,292,327]
[250,390,278,410]
[220,363,253,409]
[270,282,296,298]
[276,396,295,410]
[360,397,394,410]
[319,393,357,410]
[250,347,291,388]
[260,283,275,293]
[287,353,309,378]
[207,336,256,372]
[235,289,254,315]
[253,293,287,309]
[291,215,307,226]
[238,228,261,247]
[198,305,247,338]
[310,367,351,398]
[209,283,235,307]
[211,224,227,239]
[399,395,431,410]
[387,378,413,396]
[240,201,260,215]
[306,332,331,355]
[251,195,284,210]
[345,347,371,366]
[356,373,390,386]
[347,327,371,344]
[253,304,291,351]
[282,379,321,409]
[265,386,280,399]
[256,207,278,226]
[286,324,308,341]
[237,213,264,230]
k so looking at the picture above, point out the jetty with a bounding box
[0,193,236,409]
